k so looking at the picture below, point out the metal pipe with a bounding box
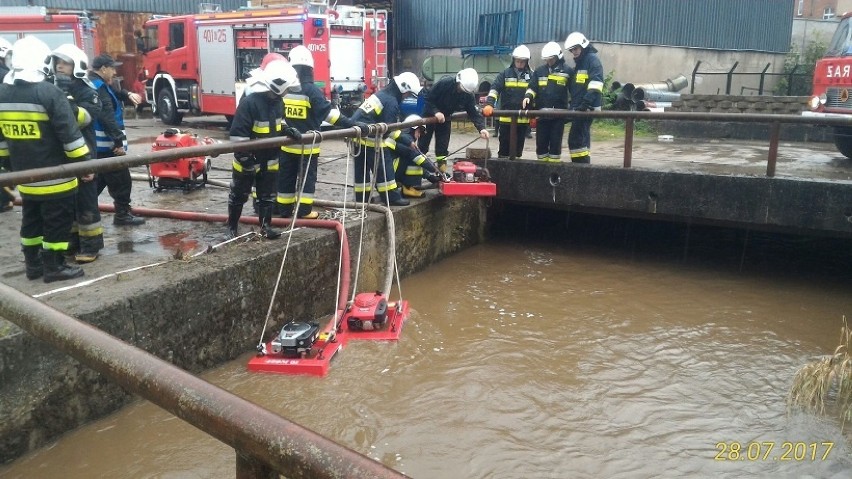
[0,282,407,479]
[691,61,702,94]
[767,122,780,177]
[758,63,771,95]
[726,61,739,94]
[632,89,681,102]
[623,118,634,168]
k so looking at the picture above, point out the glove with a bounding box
[426,172,440,184]
[575,103,592,112]
[283,126,302,141]
[483,105,493,117]
[355,122,371,133]
[521,97,531,109]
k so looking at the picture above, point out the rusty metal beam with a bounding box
[0,282,408,479]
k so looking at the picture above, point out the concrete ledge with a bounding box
[488,160,852,236]
[0,196,487,464]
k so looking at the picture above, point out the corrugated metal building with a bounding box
[394,0,793,53]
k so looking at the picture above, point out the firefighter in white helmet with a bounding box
[483,44,533,159]
[227,59,301,239]
[564,31,604,163]
[0,37,13,211]
[417,68,489,173]
[348,71,422,206]
[0,37,11,82]
[522,41,572,162]
[0,35,91,283]
[52,43,104,263]
[390,114,442,198]
[277,45,369,219]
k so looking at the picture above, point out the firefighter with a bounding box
[391,115,441,198]
[53,44,104,263]
[483,45,533,159]
[89,54,146,225]
[278,45,369,219]
[564,32,604,164]
[0,36,91,283]
[523,41,572,162]
[349,71,421,206]
[417,68,489,173]
[0,37,14,212]
[227,59,301,239]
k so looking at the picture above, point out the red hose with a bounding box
[99,203,351,313]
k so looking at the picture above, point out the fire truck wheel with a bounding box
[833,127,852,159]
[157,89,183,126]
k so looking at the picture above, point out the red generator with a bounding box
[439,161,497,197]
[148,128,213,191]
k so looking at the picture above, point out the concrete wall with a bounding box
[791,17,838,53]
[0,197,487,464]
[397,43,788,97]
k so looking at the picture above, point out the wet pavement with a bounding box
[1,113,850,298]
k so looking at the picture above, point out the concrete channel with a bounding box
[1,111,851,468]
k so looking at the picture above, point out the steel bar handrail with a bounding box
[3,109,851,186]
[0,282,407,479]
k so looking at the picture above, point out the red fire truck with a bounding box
[0,8,97,62]
[140,1,388,125]
[806,11,852,158]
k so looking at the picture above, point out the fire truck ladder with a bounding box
[369,9,389,88]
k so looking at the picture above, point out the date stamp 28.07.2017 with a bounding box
[714,441,834,461]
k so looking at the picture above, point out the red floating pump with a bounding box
[148,128,214,191]
[439,160,497,197]
[346,292,388,332]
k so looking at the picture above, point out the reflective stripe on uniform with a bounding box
[78,222,103,237]
[64,137,89,159]
[354,182,371,193]
[376,179,396,192]
[569,147,590,158]
[42,240,70,251]
[18,177,78,196]
[282,144,320,154]
[21,236,43,247]
[587,80,604,92]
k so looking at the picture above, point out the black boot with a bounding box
[226,204,242,239]
[22,245,43,280]
[43,250,84,284]
[114,206,146,226]
[258,204,281,239]
[387,189,410,207]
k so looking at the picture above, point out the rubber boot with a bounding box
[571,156,591,164]
[114,206,146,226]
[402,185,424,198]
[23,245,43,280]
[387,189,410,207]
[258,204,281,239]
[226,204,242,239]
[43,250,84,284]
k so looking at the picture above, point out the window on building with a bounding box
[797,0,804,16]
[825,6,836,20]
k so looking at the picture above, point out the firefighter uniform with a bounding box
[279,69,362,218]
[567,43,604,164]
[350,84,410,205]
[55,72,104,261]
[525,56,572,162]
[417,75,487,169]
[0,40,14,211]
[486,63,533,159]
[0,75,91,282]
[390,136,439,193]
[228,90,286,238]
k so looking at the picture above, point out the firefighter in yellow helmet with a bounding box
[0,36,92,282]
[484,44,533,159]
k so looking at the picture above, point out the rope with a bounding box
[256,131,320,351]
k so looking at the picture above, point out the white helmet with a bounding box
[456,68,478,94]
[288,45,314,69]
[541,41,563,60]
[262,59,300,96]
[512,45,530,61]
[393,71,422,95]
[10,36,53,83]
[404,114,425,132]
[564,32,590,51]
[0,38,11,60]
[52,44,89,79]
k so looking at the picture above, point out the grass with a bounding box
[592,119,657,141]
[788,317,852,430]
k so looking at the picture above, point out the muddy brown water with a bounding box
[2,229,852,478]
